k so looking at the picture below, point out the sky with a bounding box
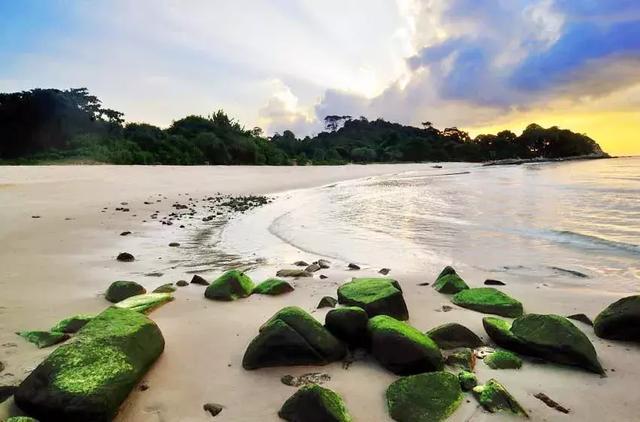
[1,0,639,155]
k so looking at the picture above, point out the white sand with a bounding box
[1,164,638,421]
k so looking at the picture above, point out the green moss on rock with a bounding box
[426,323,483,349]
[452,287,523,317]
[50,314,94,334]
[337,278,409,320]
[17,331,70,349]
[204,270,254,301]
[482,317,523,351]
[279,384,352,422]
[105,280,146,303]
[433,267,469,294]
[445,348,475,371]
[386,372,463,422]
[458,371,478,391]
[114,293,173,314]
[6,417,40,422]
[14,307,165,422]
[472,379,528,417]
[485,350,522,369]
[242,306,346,369]
[368,315,443,375]
[594,295,640,342]
[325,306,369,347]
[152,283,176,293]
[252,278,294,295]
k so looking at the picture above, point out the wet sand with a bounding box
[1,164,639,421]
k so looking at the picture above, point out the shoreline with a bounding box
[1,164,639,421]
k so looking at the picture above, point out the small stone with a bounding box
[567,313,593,326]
[445,348,476,371]
[317,296,338,309]
[484,279,506,286]
[169,242,180,247]
[203,402,223,417]
[276,269,312,278]
[116,252,135,262]
[458,371,478,391]
[534,392,570,414]
[473,379,528,417]
[319,275,328,279]
[316,259,331,269]
[120,231,131,236]
[31,215,41,219]
[293,261,309,267]
[484,349,522,369]
[442,305,453,312]
[190,274,210,285]
[153,283,176,293]
[305,263,321,272]
[139,383,149,391]
[347,263,360,270]
[379,268,391,275]
[176,280,189,287]
[280,372,331,387]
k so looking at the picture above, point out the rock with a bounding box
[483,314,603,374]
[153,283,176,293]
[550,266,588,278]
[305,263,321,272]
[433,266,469,294]
[451,287,523,317]
[317,296,337,309]
[1,385,18,403]
[472,379,528,417]
[278,384,352,422]
[190,274,210,285]
[484,350,522,369]
[6,417,39,422]
[204,270,254,301]
[567,313,593,326]
[325,306,368,347]
[441,305,452,312]
[120,231,131,236]
[17,331,70,348]
[386,372,463,422]
[281,372,331,387]
[594,295,640,342]
[276,269,313,278]
[426,323,483,349]
[319,275,328,279]
[484,279,506,286]
[253,278,294,295]
[114,293,174,314]
[458,371,477,391]
[316,259,331,269]
[368,315,443,375]
[337,278,409,320]
[176,280,189,287]
[105,280,146,303]
[242,306,346,369]
[347,263,360,270]
[50,314,94,334]
[15,307,165,422]
[168,242,180,247]
[293,261,309,267]
[116,252,135,262]
[534,392,570,414]
[445,348,475,371]
[378,268,390,275]
[203,402,223,417]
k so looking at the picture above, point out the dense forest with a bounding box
[0,88,605,165]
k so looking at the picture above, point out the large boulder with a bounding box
[14,307,165,422]
[368,315,443,375]
[204,270,254,301]
[252,278,294,295]
[426,323,483,349]
[386,372,463,422]
[594,295,640,342]
[105,280,146,303]
[325,306,369,348]
[433,266,469,294]
[483,314,604,374]
[279,384,352,422]
[242,307,346,369]
[337,278,409,320]
[472,379,528,417]
[452,288,523,317]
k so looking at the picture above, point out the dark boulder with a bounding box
[279,384,352,422]
[204,270,254,301]
[325,306,368,347]
[253,278,294,296]
[567,313,593,326]
[105,280,146,303]
[317,296,337,309]
[426,323,483,349]
[594,295,640,342]
[337,278,409,320]
[190,275,209,285]
[116,252,134,262]
[176,280,189,287]
[484,279,506,286]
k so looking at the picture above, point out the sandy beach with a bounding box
[1,163,639,421]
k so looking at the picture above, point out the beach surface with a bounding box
[1,161,639,421]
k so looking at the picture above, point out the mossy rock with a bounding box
[105,280,146,303]
[337,278,409,320]
[15,307,165,422]
[50,314,94,334]
[484,350,522,369]
[317,296,337,308]
[445,348,475,371]
[426,323,483,349]
[242,306,346,369]
[276,269,312,278]
[484,314,603,374]
[386,372,463,422]
[433,267,469,294]
[6,417,40,422]
[325,306,369,347]
[368,315,443,375]
[17,331,70,349]
[472,379,528,417]
[279,384,352,422]
[113,293,173,314]
[458,370,478,391]
[451,288,523,317]
[252,278,294,295]
[152,283,176,293]
[204,270,254,301]
[594,295,640,342]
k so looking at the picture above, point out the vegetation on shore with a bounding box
[0,88,606,165]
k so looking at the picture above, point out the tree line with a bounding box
[0,88,605,165]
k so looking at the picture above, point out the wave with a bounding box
[538,229,640,255]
